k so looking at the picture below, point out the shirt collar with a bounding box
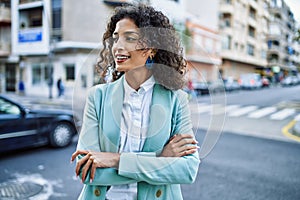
[123,76,155,95]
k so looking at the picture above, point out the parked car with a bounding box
[238,73,262,89]
[281,76,299,86]
[223,77,240,92]
[0,95,78,152]
[193,82,209,95]
[262,76,270,87]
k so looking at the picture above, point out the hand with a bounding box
[71,150,120,183]
[159,134,199,157]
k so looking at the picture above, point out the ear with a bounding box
[149,48,157,59]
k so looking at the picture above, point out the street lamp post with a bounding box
[47,50,54,99]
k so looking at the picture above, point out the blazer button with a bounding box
[94,188,101,197]
[156,189,162,198]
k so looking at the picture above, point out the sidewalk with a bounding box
[2,93,73,110]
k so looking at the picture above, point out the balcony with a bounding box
[0,6,11,24]
[219,3,234,14]
[19,0,41,4]
[103,0,135,6]
[248,17,257,28]
[268,45,282,53]
[0,41,11,56]
[249,0,258,10]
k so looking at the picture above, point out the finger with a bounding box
[168,135,176,142]
[75,154,90,176]
[172,134,194,143]
[178,145,199,156]
[71,150,89,162]
[81,158,93,183]
[181,148,198,156]
[90,159,97,183]
[176,138,197,147]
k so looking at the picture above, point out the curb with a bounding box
[282,120,300,143]
[293,121,300,136]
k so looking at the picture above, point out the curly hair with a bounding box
[97,3,187,90]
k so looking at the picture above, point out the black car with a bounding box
[0,95,78,152]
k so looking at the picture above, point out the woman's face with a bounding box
[112,18,151,72]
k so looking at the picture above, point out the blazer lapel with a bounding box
[102,76,124,152]
[142,84,172,152]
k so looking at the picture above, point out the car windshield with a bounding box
[0,98,21,115]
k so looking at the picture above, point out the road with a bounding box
[1,85,300,199]
[182,130,300,200]
[0,140,81,200]
[1,130,299,200]
[190,85,300,142]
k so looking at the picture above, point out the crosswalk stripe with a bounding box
[248,107,277,119]
[190,103,299,121]
[228,106,258,117]
[197,105,213,113]
[225,105,240,112]
[294,114,300,121]
[270,108,296,120]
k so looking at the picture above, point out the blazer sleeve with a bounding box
[76,86,136,186]
[118,91,200,185]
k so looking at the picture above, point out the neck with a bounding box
[125,68,152,90]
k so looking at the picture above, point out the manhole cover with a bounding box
[0,181,43,200]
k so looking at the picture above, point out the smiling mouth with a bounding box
[116,55,131,63]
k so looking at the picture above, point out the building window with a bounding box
[32,64,53,85]
[65,64,75,81]
[261,50,266,59]
[224,15,231,27]
[249,6,256,19]
[247,44,254,56]
[248,26,255,37]
[32,64,41,85]
[222,35,231,50]
[52,0,62,41]
[19,8,43,29]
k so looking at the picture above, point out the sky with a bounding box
[285,0,300,24]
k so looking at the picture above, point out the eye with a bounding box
[126,37,138,42]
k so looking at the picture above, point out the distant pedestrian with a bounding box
[57,78,64,97]
[18,80,25,96]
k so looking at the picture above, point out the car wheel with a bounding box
[50,122,74,147]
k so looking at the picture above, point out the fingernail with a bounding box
[196,146,200,149]
[90,178,93,183]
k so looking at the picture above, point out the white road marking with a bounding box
[228,106,258,117]
[294,113,300,121]
[248,107,277,119]
[270,108,296,120]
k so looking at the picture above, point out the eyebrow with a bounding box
[113,31,139,37]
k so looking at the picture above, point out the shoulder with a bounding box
[87,78,122,98]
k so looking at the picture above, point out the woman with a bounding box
[71,4,200,200]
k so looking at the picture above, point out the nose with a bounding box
[112,37,125,51]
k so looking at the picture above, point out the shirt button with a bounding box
[94,188,101,196]
[156,189,162,198]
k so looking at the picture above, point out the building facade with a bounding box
[185,0,222,83]
[218,0,270,80]
[267,0,300,82]
[8,0,186,98]
[0,0,11,93]
[10,0,114,98]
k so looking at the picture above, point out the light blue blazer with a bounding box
[76,76,200,200]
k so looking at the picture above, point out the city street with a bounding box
[1,85,300,199]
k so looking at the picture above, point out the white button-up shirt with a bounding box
[106,76,155,200]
